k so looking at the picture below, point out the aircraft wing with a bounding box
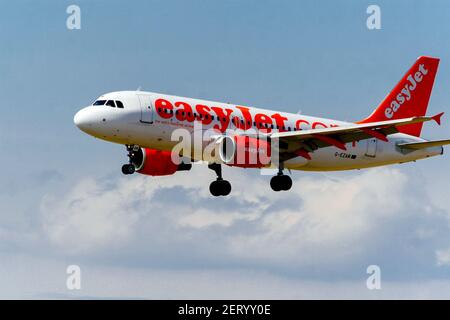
[268,113,443,160]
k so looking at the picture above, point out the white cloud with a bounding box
[178,209,260,228]
[436,249,450,266]
[38,164,450,281]
[39,165,274,254]
[2,254,450,299]
[227,168,411,266]
[41,177,143,253]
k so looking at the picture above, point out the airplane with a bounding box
[74,56,450,196]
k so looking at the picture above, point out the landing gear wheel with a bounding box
[121,164,135,175]
[270,175,282,191]
[220,180,232,196]
[281,175,292,191]
[208,163,232,196]
[270,176,283,192]
[270,174,292,191]
[209,180,220,196]
[209,179,232,196]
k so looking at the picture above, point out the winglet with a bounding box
[432,112,444,125]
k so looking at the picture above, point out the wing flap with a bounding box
[270,116,435,140]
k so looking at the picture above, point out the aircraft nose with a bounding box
[74,107,95,132]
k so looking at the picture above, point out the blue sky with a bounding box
[1,0,450,298]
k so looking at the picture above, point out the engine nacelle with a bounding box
[216,135,271,168]
[131,148,192,176]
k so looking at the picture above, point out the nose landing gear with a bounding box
[208,163,231,196]
[122,145,139,175]
[122,163,135,175]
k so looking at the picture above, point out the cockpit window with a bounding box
[93,100,106,106]
[93,99,124,108]
[106,100,116,108]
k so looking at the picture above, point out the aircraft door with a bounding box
[138,94,153,124]
[365,138,377,157]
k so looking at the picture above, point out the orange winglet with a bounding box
[313,134,347,151]
[295,149,311,160]
[432,112,444,125]
[360,128,389,142]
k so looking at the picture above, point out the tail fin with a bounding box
[359,56,440,136]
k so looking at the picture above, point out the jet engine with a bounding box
[127,148,191,176]
[214,135,271,168]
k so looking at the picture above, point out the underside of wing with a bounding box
[268,114,443,160]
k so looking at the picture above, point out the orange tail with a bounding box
[359,56,440,136]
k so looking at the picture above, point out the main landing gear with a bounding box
[208,163,231,197]
[270,167,292,192]
[122,145,138,175]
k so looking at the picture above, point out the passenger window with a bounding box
[106,100,116,108]
[93,100,106,106]
[116,101,124,108]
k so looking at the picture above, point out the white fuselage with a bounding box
[73,91,443,171]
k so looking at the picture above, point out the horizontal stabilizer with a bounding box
[397,139,450,150]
